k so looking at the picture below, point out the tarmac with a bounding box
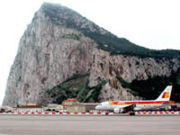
[0,115,180,135]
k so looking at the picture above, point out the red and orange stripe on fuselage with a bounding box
[108,101,174,105]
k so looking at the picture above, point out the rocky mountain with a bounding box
[3,3,180,106]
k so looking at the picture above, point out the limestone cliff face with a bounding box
[88,49,180,101]
[3,3,180,106]
[3,10,96,105]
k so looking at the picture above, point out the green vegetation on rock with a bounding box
[62,34,80,40]
[117,76,130,88]
[117,72,180,101]
[46,73,106,104]
[176,74,180,85]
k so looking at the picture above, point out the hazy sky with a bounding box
[0,0,180,105]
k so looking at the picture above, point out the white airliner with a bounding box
[95,86,173,113]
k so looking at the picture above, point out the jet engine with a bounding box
[114,104,136,113]
[114,108,124,113]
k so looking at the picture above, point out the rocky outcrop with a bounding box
[3,3,180,106]
[88,49,180,101]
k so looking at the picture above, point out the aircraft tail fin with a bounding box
[155,85,172,101]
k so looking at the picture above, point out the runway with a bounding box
[0,115,180,135]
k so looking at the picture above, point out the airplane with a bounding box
[95,85,173,114]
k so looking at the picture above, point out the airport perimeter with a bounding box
[1,111,180,116]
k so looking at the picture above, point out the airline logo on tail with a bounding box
[156,85,172,101]
[162,92,170,99]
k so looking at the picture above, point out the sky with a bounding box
[0,0,180,105]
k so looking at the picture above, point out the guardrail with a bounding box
[0,111,180,116]
[135,111,180,115]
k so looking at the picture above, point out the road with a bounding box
[0,115,180,135]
